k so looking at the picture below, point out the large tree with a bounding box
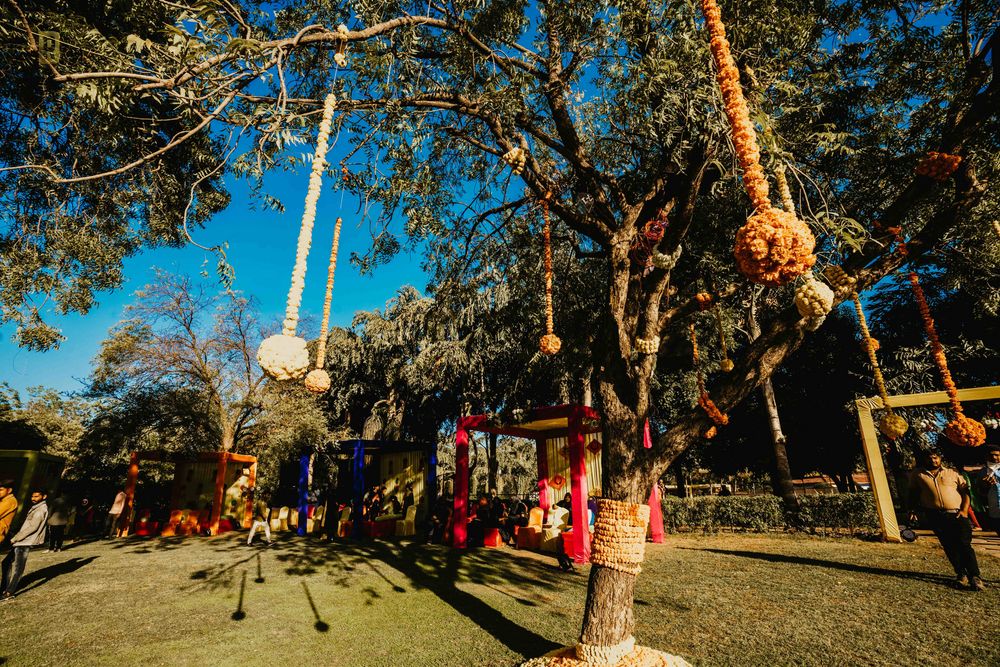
[3,0,998,657]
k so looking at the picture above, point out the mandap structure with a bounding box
[122,450,257,537]
[333,439,437,539]
[453,405,665,563]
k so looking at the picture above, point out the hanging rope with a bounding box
[539,196,562,355]
[700,0,815,286]
[894,231,984,446]
[304,216,343,394]
[258,92,339,381]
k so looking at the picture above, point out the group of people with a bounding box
[362,482,415,520]
[0,483,127,601]
[907,445,1000,591]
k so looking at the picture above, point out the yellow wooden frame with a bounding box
[856,385,1000,542]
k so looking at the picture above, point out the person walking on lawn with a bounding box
[247,494,273,546]
[0,480,17,545]
[1,489,48,600]
[908,450,984,591]
[107,489,126,538]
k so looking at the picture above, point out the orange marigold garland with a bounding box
[915,152,962,182]
[908,271,985,447]
[691,323,729,436]
[852,293,908,440]
[700,0,816,286]
[539,197,562,355]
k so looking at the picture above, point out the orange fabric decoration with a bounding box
[700,0,815,286]
[539,197,562,355]
[915,152,962,182]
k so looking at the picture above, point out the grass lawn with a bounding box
[0,531,996,666]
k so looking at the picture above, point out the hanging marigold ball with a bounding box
[304,368,332,394]
[878,413,909,440]
[943,415,986,447]
[703,426,718,439]
[695,292,714,311]
[794,273,834,319]
[719,359,735,373]
[540,333,562,356]
[915,152,962,182]
[734,209,816,287]
[257,334,310,381]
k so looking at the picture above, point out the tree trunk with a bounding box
[487,432,498,493]
[749,290,799,519]
[580,372,650,646]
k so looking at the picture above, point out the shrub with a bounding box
[661,493,880,536]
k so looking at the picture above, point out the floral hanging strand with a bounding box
[714,304,733,372]
[700,0,816,286]
[304,216,343,394]
[894,232,984,446]
[690,323,728,437]
[257,92,338,381]
[539,196,562,355]
[852,294,908,440]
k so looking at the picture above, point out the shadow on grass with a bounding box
[684,547,957,587]
[302,582,329,632]
[231,571,247,621]
[16,556,99,595]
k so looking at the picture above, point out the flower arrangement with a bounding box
[629,217,668,270]
[915,152,962,181]
[690,323,729,433]
[304,216,343,394]
[852,294,908,440]
[695,292,714,311]
[908,270,985,446]
[503,147,527,174]
[794,272,834,320]
[258,92,338,381]
[539,197,562,355]
[700,0,816,286]
[823,265,856,296]
[636,336,660,355]
[652,244,682,271]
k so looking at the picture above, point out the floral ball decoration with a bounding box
[719,359,735,373]
[549,474,566,490]
[636,336,660,355]
[878,413,909,440]
[823,265,856,296]
[944,415,986,448]
[502,147,527,174]
[652,244,682,271]
[915,152,962,182]
[734,209,817,287]
[257,334,310,381]
[540,333,562,356]
[304,368,331,394]
[794,272,835,320]
[695,292,714,311]
[334,51,348,68]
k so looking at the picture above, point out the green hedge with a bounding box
[661,493,880,535]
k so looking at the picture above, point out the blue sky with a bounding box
[0,167,429,397]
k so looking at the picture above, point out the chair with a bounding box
[308,504,326,534]
[288,509,298,530]
[483,527,504,548]
[269,507,281,531]
[337,507,352,538]
[540,506,569,553]
[275,507,290,531]
[516,507,545,550]
[395,506,417,537]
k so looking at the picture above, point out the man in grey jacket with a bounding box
[1,488,48,600]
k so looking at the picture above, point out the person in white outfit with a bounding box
[247,494,272,546]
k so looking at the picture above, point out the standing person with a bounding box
[1,489,48,600]
[557,492,573,526]
[907,450,984,591]
[976,445,1000,537]
[46,493,69,552]
[401,484,415,514]
[74,498,95,539]
[247,493,273,546]
[106,489,126,538]
[0,480,17,545]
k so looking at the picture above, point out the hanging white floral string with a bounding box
[304,216,343,394]
[258,92,338,380]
